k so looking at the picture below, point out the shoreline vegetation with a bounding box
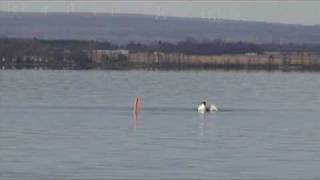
[1,37,320,71]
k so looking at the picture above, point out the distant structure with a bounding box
[87,49,129,63]
[265,51,281,55]
[245,52,258,56]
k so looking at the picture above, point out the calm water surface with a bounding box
[1,70,320,178]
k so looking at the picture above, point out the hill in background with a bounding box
[1,12,320,44]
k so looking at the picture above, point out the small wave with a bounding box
[0,104,316,113]
[0,105,194,112]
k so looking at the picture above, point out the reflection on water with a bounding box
[198,113,217,138]
[132,112,139,131]
[1,70,320,178]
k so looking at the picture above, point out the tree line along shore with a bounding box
[1,37,320,70]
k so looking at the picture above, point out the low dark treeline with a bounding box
[125,38,320,55]
[1,37,320,60]
[0,38,116,57]
[259,43,320,53]
[38,39,115,50]
[126,38,264,55]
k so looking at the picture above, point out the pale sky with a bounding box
[0,0,319,25]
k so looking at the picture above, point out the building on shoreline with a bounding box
[1,49,320,71]
[127,51,320,70]
[87,49,129,63]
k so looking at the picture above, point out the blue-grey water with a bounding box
[1,70,320,178]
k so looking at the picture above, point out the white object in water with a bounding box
[197,103,207,113]
[197,101,218,113]
[208,104,218,112]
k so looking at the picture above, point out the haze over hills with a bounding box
[1,11,320,44]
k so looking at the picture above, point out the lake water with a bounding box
[1,70,320,178]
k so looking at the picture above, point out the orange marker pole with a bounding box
[133,96,139,113]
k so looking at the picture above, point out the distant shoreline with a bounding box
[1,38,320,71]
[2,64,320,72]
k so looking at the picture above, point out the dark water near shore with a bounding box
[1,70,320,178]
